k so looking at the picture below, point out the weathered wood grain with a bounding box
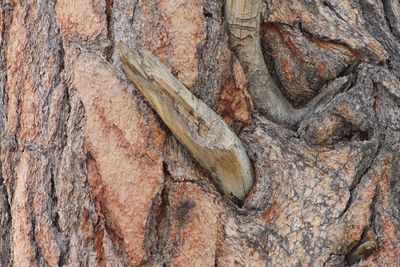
[117,42,254,200]
[225,0,349,127]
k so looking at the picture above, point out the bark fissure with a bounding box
[28,191,44,265]
[345,170,380,265]
[143,162,170,265]
[129,0,141,25]
[0,185,12,266]
[193,1,226,108]
[381,0,400,39]
[0,14,13,262]
[105,0,114,61]
[338,144,381,219]
[322,1,348,23]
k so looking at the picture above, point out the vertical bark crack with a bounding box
[105,0,114,62]
[0,3,14,265]
[143,161,170,265]
[381,0,400,40]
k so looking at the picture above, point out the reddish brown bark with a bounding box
[0,0,399,266]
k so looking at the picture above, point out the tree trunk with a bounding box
[0,0,399,266]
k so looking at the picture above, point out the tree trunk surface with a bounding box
[0,0,399,266]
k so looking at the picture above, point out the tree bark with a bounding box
[0,0,399,266]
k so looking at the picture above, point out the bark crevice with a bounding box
[105,0,114,62]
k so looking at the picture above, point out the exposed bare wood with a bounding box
[117,42,254,200]
[225,0,346,127]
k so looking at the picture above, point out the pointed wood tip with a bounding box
[117,43,255,201]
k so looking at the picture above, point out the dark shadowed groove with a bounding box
[0,2,14,266]
[0,186,12,267]
[381,0,400,40]
[38,0,71,264]
[28,186,46,265]
[359,0,400,79]
[338,143,382,219]
[105,0,115,62]
[322,0,347,23]
[142,162,170,266]
[193,0,228,109]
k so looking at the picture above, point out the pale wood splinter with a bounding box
[117,42,255,200]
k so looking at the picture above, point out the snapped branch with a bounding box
[118,43,255,200]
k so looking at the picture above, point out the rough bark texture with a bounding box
[0,0,399,267]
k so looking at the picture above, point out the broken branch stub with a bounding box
[117,42,255,200]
